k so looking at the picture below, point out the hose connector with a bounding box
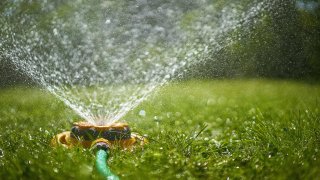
[91,138,111,152]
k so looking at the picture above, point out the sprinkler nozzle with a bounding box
[71,122,131,141]
[51,121,147,149]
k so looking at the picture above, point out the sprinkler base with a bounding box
[51,121,147,149]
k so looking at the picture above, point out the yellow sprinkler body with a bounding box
[51,121,147,149]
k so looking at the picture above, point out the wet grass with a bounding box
[0,79,319,179]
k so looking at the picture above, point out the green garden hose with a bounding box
[96,149,119,180]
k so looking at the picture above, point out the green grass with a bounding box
[0,79,319,179]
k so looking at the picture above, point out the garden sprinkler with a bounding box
[51,121,147,180]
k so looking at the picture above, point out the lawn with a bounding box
[0,79,319,179]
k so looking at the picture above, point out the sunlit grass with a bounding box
[0,79,319,179]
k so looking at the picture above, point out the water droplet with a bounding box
[53,168,58,173]
[53,28,58,36]
[105,19,111,24]
[138,110,146,117]
[0,149,4,158]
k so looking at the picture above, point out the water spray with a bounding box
[51,121,147,179]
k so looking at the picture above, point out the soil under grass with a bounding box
[0,79,319,179]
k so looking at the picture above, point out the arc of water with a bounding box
[0,0,276,125]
